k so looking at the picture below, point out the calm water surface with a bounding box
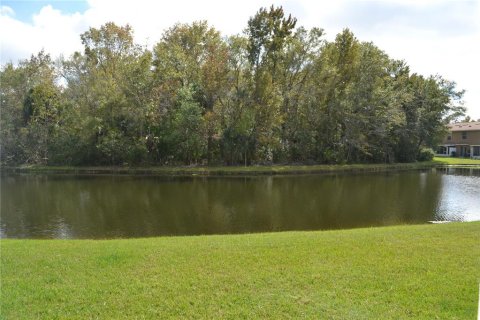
[1,168,479,239]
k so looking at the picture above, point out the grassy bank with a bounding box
[2,158,480,176]
[2,222,479,319]
[433,156,480,165]
[2,161,445,176]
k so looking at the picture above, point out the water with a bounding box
[1,168,479,239]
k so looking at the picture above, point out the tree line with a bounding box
[0,6,465,166]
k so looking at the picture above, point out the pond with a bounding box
[1,168,479,239]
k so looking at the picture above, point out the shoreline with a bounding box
[2,160,480,176]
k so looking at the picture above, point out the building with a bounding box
[436,121,480,159]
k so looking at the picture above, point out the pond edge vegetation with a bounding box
[3,157,480,176]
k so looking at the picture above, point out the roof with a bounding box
[448,121,480,132]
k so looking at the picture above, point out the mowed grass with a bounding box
[433,156,480,165]
[1,223,479,319]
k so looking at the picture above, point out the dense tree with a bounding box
[58,22,152,165]
[0,7,465,166]
[395,74,465,162]
[151,21,230,163]
[245,5,298,162]
[0,51,60,164]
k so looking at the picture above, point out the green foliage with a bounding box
[0,9,465,166]
[171,86,206,164]
[246,5,297,72]
[417,147,435,161]
[0,52,60,164]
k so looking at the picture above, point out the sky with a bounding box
[1,0,479,118]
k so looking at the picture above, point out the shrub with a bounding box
[417,148,435,161]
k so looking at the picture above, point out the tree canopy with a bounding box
[0,6,465,166]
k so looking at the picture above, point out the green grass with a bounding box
[3,158,480,177]
[2,222,479,319]
[3,161,441,176]
[5,158,480,177]
[433,156,480,165]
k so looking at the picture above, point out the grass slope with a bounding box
[433,156,480,165]
[3,161,441,176]
[2,222,479,319]
[3,158,480,176]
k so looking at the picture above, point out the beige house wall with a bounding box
[441,130,480,145]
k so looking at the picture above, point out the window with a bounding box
[447,135,451,140]
[473,146,480,157]
[437,146,447,155]
[462,131,467,139]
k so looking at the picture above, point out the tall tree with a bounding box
[66,22,150,165]
[0,10,466,167]
[152,21,229,163]
[0,51,60,164]
[395,74,465,162]
[244,6,297,162]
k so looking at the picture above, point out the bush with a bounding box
[417,148,435,161]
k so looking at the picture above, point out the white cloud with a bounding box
[0,5,14,16]
[1,0,479,118]
[0,5,87,63]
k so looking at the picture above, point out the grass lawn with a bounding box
[433,156,480,165]
[1,222,479,319]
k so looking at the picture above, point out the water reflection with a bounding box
[434,168,480,222]
[1,169,479,239]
